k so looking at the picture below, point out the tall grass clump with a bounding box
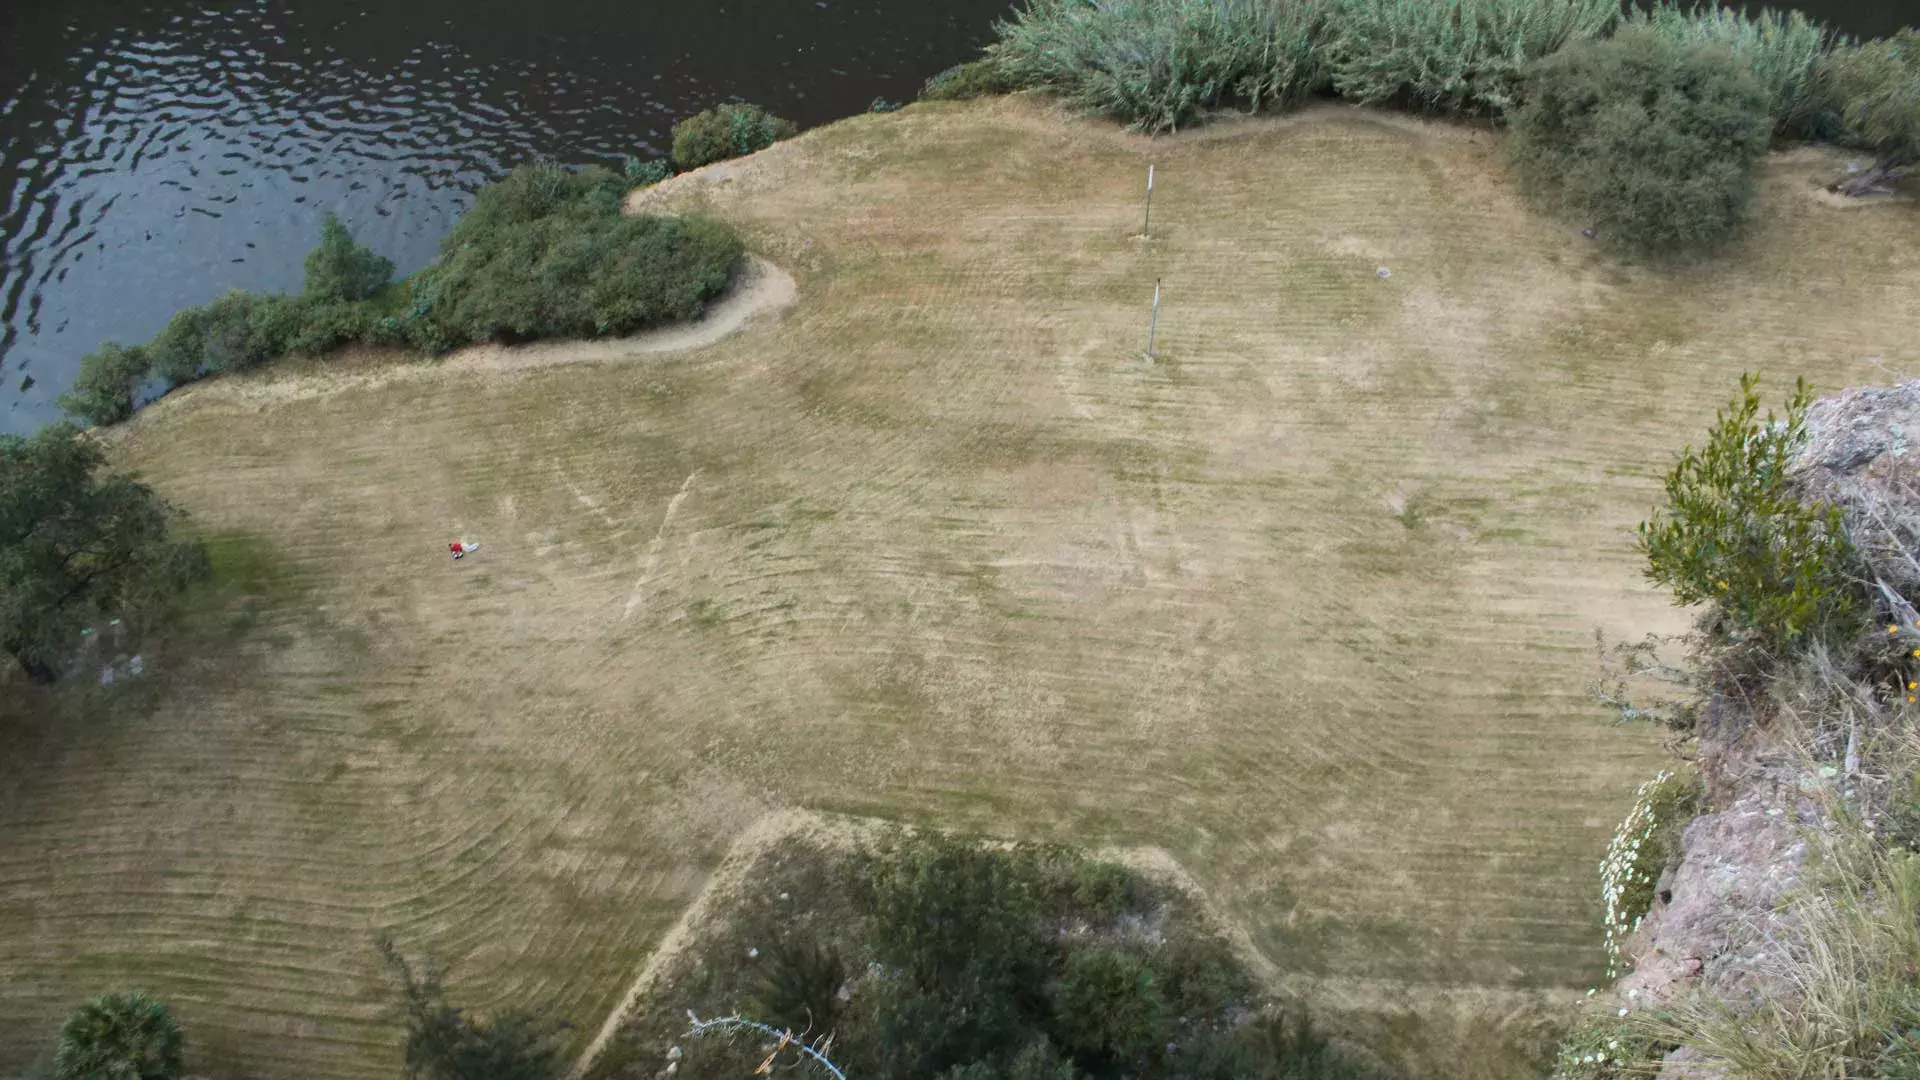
[1322,0,1617,117]
[987,0,1334,134]
[1511,27,1774,257]
[1623,2,1845,138]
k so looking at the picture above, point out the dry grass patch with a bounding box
[3,95,1919,1079]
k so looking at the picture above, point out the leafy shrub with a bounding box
[1066,858,1135,922]
[920,58,1016,101]
[623,156,674,188]
[1151,922,1257,1023]
[1179,1005,1374,1080]
[1622,1,1844,137]
[750,936,846,1035]
[197,290,265,374]
[1510,26,1773,256]
[54,991,184,1080]
[1322,0,1618,117]
[855,832,1049,1002]
[301,212,393,302]
[1636,373,1859,650]
[1828,29,1920,172]
[989,0,1333,134]
[670,104,799,171]
[427,210,741,344]
[1052,948,1167,1061]
[147,307,210,386]
[1008,1037,1087,1080]
[59,343,151,426]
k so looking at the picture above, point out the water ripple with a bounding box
[0,0,1012,431]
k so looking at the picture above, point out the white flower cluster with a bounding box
[1599,769,1673,977]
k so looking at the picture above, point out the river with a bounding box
[0,0,1906,436]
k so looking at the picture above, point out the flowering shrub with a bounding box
[1601,768,1697,977]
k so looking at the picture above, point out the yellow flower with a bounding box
[1893,625,1902,634]
[1908,682,1916,690]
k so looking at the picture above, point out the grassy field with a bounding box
[3,95,1917,1079]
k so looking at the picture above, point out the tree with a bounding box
[59,344,151,427]
[1,425,208,683]
[1510,26,1773,257]
[669,104,798,171]
[53,991,184,1080]
[379,938,563,1080]
[302,213,394,303]
[1828,29,1920,195]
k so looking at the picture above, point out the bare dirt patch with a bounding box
[4,96,1918,1080]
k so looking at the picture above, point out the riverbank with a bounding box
[3,94,1918,1080]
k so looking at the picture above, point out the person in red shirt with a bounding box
[450,540,479,560]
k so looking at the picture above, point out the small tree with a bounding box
[59,344,152,427]
[1637,373,1858,652]
[302,213,394,303]
[1827,29,1920,195]
[1052,948,1166,1062]
[1,424,209,683]
[670,104,798,171]
[54,991,184,1080]
[379,938,563,1080]
[1510,26,1773,257]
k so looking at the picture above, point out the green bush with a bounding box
[147,306,209,386]
[920,58,1017,101]
[855,833,1050,1001]
[1509,26,1773,256]
[59,343,151,426]
[1052,948,1167,1061]
[54,991,184,1080]
[427,209,742,345]
[623,156,674,188]
[750,936,846,1035]
[1622,1,1844,137]
[301,213,393,302]
[1637,373,1858,650]
[197,290,264,374]
[1828,29,1920,172]
[989,0,1333,134]
[1322,0,1617,117]
[670,104,799,171]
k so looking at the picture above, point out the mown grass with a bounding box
[2,96,1918,1080]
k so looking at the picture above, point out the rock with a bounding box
[746,946,759,959]
[666,1045,682,1061]
[1792,380,1920,597]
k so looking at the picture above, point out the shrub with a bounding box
[1622,1,1844,137]
[1509,26,1774,256]
[920,58,1015,101]
[670,104,799,171]
[1636,373,1859,651]
[53,991,184,1080]
[301,213,393,303]
[1007,1037,1086,1080]
[59,343,150,426]
[1052,948,1167,1061]
[147,307,209,386]
[1827,29,1920,182]
[623,156,674,188]
[855,832,1050,1002]
[989,0,1333,134]
[1599,767,1698,976]
[428,211,742,345]
[197,290,263,374]
[750,936,846,1035]
[1322,0,1618,117]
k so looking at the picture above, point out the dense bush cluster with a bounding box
[1509,26,1776,257]
[669,103,799,170]
[624,832,1383,1080]
[1623,0,1842,137]
[60,166,744,427]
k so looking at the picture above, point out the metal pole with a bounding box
[1143,164,1154,239]
[1146,278,1161,358]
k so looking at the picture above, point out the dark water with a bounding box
[0,1,1908,434]
[0,0,1016,434]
